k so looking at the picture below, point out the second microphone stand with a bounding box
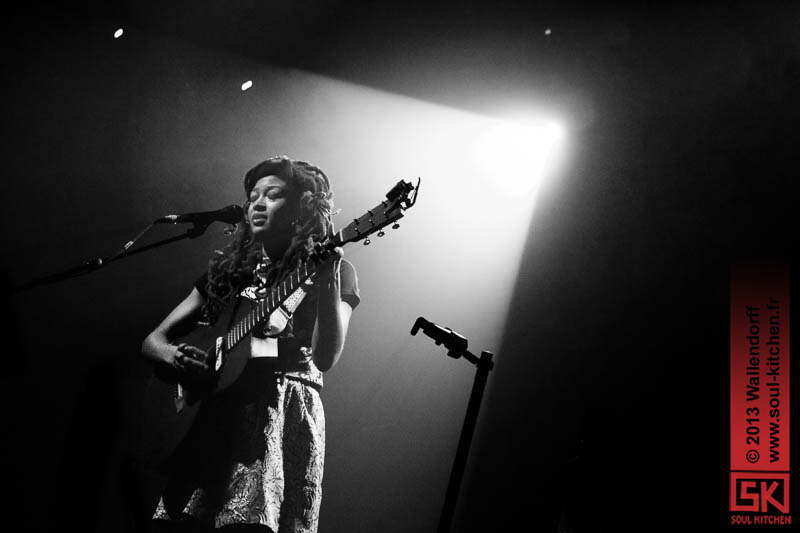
[410,317,495,533]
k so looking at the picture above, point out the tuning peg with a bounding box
[377,230,385,237]
[392,223,400,230]
[364,238,371,245]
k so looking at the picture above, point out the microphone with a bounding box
[411,316,468,357]
[156,204,244,225]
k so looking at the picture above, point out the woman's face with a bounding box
[247,174,300,245]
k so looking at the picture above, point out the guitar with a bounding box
[138,179,420,469]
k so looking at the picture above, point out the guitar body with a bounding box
[137,297,256,470]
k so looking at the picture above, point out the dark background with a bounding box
[1,1,794,532]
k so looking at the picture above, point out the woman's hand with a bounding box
[170,343,211,382]
[315,246,343,284]
[142,287,207,371]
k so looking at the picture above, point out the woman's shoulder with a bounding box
[338,259,360,309]
[340,258,357,274]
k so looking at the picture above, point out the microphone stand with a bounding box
[410,318,495,533]
[11,220,218,294]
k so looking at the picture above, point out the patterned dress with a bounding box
[152,261,359,532]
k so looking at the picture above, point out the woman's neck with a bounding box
[257,240,289,263]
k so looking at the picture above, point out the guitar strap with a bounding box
[250,279,313,358]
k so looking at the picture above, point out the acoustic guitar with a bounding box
[138,179,419,469]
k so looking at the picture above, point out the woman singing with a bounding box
[142,156,360,533]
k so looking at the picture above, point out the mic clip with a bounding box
[410,317,469,359]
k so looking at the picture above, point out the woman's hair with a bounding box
[200,156,335,323]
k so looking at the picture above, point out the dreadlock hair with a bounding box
[200,156,335,324]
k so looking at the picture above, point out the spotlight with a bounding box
[241,80,253,91]
[472,119,566,197]
[113,28,124,39]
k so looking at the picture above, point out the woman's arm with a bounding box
[141,287,209,375]
[311,256,353,372]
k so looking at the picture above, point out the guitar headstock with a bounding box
[335,178,420,246]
